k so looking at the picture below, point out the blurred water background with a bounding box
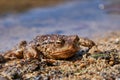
[0,0,120,51]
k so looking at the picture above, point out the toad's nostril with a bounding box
[36,43,40,46]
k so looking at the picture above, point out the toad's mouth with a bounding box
[46,46,80,59]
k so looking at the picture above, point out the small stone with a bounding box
[88,46,101,55]
[80,63,86,68]
[0,55,5,63]
[114,38,120,44]
[0,76,8,80]
[109,61,114,66]
[88,58,95,64]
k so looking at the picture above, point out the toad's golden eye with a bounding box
[56,39,65,44]
[56,40,61,44]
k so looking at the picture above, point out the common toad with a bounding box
[4,34,95,60]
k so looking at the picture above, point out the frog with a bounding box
[3,34,95,60]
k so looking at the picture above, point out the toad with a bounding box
[4,34,95,60]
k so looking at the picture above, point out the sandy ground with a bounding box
[0,31,119,80]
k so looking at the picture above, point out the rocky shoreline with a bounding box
[0,32,120,80]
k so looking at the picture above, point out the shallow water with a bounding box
[0,0,120,51]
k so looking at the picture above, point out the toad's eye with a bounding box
[56,40,62,44]
[56,39,65,44]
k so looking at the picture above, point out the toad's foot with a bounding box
[79,37,95,48]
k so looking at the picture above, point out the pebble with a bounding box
[114,38,120,44]
[0,76,8,80]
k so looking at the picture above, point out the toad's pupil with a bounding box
[56,39,65,44]
[56,41,61,44]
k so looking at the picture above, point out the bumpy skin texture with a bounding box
[32,34,80,59]
[4,34,95,60]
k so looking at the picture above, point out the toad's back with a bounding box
[32,34,80,59]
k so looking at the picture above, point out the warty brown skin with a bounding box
[3,34,95,60]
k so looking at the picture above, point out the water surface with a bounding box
[0,0,120,51]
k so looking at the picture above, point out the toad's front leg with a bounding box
[79,37,95,48]
[79,37,102,55]
[4,40,27,60]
